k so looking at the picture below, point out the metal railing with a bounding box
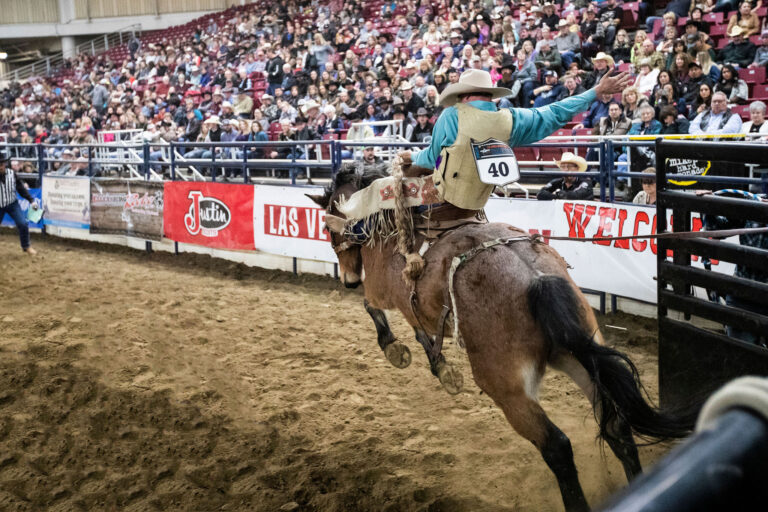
[0,24,141,82]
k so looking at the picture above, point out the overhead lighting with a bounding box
[0,52,8,60]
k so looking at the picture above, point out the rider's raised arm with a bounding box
[506,89,596,148]
[411,106,458,170]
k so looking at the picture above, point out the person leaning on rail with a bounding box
[0,152,39,256]
[536,153,594,201]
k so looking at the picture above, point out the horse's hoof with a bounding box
[384,342,412,369]
[436,362,464,395]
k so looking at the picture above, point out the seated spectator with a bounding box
[623,86,653,120]
[598,0,623,46]
[690,82,715,119]
[718,26,757,68]
[727,1,761,38]
[750,30,768,67]
[535,39,563,75]
[612,29,633,64]
[583,52,613,90]
[594,101,632,135]
[654,81,689,117]
[629,105,663,135]
[409,108,433,143]
[715,64,749,104]
[681,60,714,105]
[659,105,691,134]
[689,91,744,134]
[536,152,593,201]
[533,71,565,107]
[573,91,614,129]
[510,49,539,107]
[687,7,711,34]
[741,100,768,135]
[580,7,600,59]
[634,59,661,96]
[557,73,587,100]
[554,19,582,69]
[634,39,665,70]
[632,167,657,205]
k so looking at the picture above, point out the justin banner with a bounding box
[90,180,164,241]
[42,176,91,229]
[164,181,254,250]
[252,185,336,262]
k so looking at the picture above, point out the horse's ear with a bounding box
[305,193,328,208]
[325,214,347,234]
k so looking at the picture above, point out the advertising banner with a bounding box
[42,176,90,229]
[163,181,254,250]
[0,188,43,229]
[485,198,735,303]
[252,185,336,262]
[90,180,164,241]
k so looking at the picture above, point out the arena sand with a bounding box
[0,232,670,512]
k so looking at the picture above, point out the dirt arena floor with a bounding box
[0,232,673,511]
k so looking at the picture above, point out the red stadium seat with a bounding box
[572,128,593,136]
[703,12,724,24]
[709,24,728,38]
[551,129,571,137]
[731,105,751,120]
[751,84,768,100]
[514,147,539,162]
[740,67,766,84]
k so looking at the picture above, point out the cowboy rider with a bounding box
[398,68,631,211]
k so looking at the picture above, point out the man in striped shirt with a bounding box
[0,153,38,255]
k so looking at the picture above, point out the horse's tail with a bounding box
[527,274,696,442]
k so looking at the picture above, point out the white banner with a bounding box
[42,176,91,229]
[252,185,336,262]
[250,186,736,304]
[485,198,735,303]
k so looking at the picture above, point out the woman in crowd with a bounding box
[633,167,657,205]
[727,1,761,38]
[690,82,714,119]
[715,64,749,104]
[622,85,652,120]
[669,52,692,92]
[655,81,688,117]
[634,59,660,95]
[612,29,633,63]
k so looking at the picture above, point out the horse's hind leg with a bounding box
[413,328,463,395]
[468,353,589,512]
[551,353,642,481]
[364,299,411,369]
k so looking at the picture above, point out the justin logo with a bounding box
[184,190,231,237]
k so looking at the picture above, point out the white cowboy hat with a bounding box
[438,69,513,107]
[204,115,222,125]
[591,52,615,67]
[555,152,588,172]
[301,100,320,114]
[729,26,744,37]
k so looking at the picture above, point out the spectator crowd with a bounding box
[2,0,768,178]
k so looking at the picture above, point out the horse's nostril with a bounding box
[344,280,361,289]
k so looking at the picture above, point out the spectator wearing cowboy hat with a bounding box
[403,68,628,210]
[410,107,434,143]
[584,52,614,90]
[718,26,757,67]
[0,151,39,255]
[400,81,425,116]
[554,19,582,69]
[536,152,593,201]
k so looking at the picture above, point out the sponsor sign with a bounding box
[90,180,164,241]
[485,198,735,303]
[667,158,711,186]
[42,176,91,229]
[253,185,336,262]
[164,182,254,249]
[471,138,520,186]
[0,188,43,229]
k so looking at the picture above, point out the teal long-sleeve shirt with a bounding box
[412,89,597,169]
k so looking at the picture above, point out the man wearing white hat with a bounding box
[536,152,593,200]
[403,68,629,210]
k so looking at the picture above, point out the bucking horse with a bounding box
[308,163,696,512]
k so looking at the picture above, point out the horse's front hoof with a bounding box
[384,342,412,369]
[436,361,464,395]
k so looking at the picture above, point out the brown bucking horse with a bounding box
[308,165,695,512]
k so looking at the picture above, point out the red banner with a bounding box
[163,182,254,250]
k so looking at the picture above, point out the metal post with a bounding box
[606,139,615,203]
[611,294,618,314]
[170,142,176,180]
[36,144,45,184]
[46,58,51,75]
[290,147,297,185]
[91,40,95,56]
[211,147,216,182]
[87,146,93,177]
[143,142,150,180]
[598,141,607,202]
[104,34,109,51]
[242,145,248,183]
[762,169,767,195]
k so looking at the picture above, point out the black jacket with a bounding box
[537,177,593,201]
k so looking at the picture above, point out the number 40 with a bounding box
[488,161,510,178]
